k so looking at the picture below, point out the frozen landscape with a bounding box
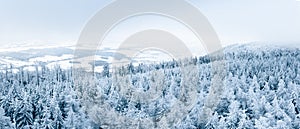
[1,0,300,128]
[0,44,300,128]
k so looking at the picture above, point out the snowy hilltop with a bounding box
[0,43,300,128]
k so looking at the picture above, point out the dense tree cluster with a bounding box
[0,45,300,128]
[0,66,90,129]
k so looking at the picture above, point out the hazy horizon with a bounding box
[1,0,300,49]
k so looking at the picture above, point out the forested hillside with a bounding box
[1,45,300,128]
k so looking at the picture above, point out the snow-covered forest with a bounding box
[1,45,300,128]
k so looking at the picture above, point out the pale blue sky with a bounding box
[0,0,300,47]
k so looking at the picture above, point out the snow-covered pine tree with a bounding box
[0,106,12,129]
[14,96,33,128]
[40,106,54,129]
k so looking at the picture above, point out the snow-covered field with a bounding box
[0,46,118,73]
[0,45,177,73]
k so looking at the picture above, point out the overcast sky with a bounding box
[0,0,300,48]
